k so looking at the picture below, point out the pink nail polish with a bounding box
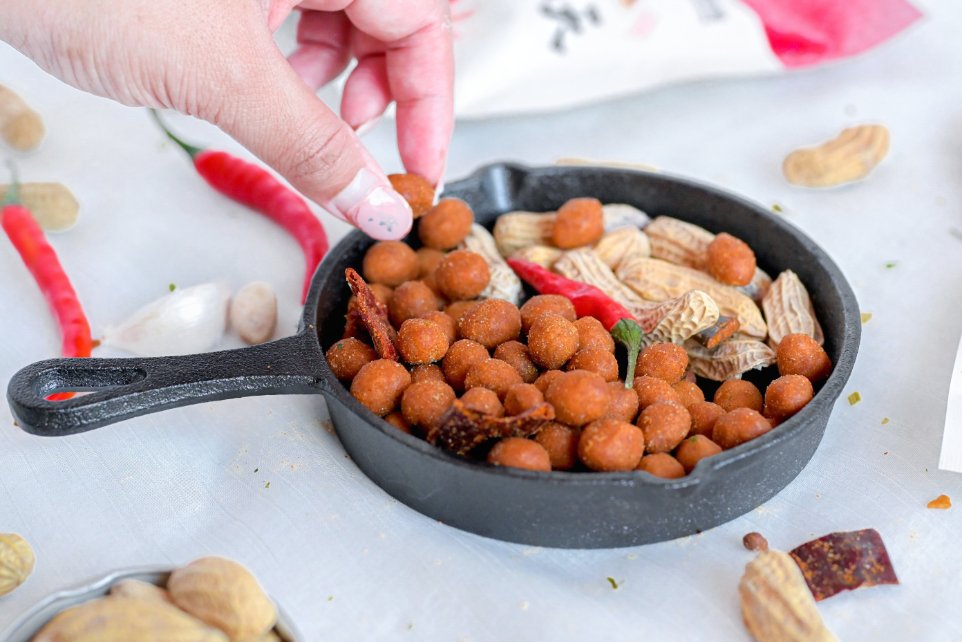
[327,168,413,240]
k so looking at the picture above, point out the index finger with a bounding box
[346,0,454,186]
[385,16,454,186]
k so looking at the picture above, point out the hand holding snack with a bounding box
[0,0,454,240]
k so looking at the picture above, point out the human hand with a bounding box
[0,0,454,240]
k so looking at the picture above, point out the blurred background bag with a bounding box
[449,0,921,118]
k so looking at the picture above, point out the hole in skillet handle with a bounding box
[38,365,148,400]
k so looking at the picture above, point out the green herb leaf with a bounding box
[610,319,645,388]
[607,577,619,590]
[168,283,176,292]
[771,203,783,213]
[884,261,898,269]
[264,481,271,489]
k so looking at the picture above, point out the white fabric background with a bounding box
[941,331,962,472]
[1,1,961,640]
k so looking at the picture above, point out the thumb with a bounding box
[213,44,412,241]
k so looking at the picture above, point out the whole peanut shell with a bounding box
[167,556,277,641]
[0,532,34,597]
[31,596,228,642]
[782,125,889,188]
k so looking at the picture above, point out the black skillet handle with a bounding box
[7,332,325,437]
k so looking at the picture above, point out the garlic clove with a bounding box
[102,282,230,357]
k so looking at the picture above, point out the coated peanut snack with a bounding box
[29,556,285,642]
[332,187,833,476]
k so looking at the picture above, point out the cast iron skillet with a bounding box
[6,164,860,549]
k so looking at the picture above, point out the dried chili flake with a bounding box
[927,494,951,509]
[427,400,555,456]
[789,528,898,601]
[694,315,740,350]
[345,268,397,360]
[342,298,366,340]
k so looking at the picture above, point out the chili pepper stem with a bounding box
[149,109,204,159]
[610,318,645,388]
[2,159,20,206]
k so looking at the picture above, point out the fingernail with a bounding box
[328,168,413,240]
[354,117,381,137]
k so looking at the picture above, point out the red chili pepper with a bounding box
[2,165,92,400]
[507,258,645,387]
[150,111,328,303]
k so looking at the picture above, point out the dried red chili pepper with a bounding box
[2,164,92,400]
[428,400,555,456]
[345,268,398,361]
[507,258,645,387]
[789,528,899,601]
[150,111,328,304]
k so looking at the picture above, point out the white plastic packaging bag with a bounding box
[447,0,921,119]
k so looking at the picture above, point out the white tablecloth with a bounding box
[2,2,961,640]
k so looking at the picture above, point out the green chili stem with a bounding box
[610,318,645,388]
[2,159,20,206]
[149,109,204,159]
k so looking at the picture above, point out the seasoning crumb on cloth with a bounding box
[881,417,890,425]
[927,494,952,509]
[606,577,619,590]
[789,528,898,601]
[860,312,872,324]
[848,391,861,405]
